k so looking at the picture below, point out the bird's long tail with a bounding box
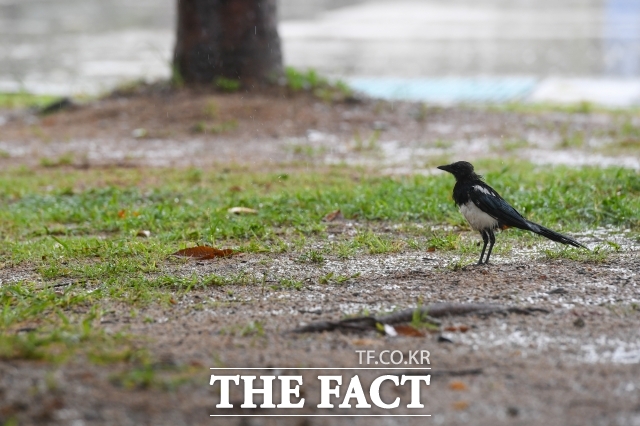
[526,221,587,249]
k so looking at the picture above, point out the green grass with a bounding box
[0,91,59,109]
[319,272,361,285]
[0,160,638,363]
[214,77,241,93]
[1,162,638,260]
[191,119,238,134]
[354,230,405,254]
[110,363,200,391]
[272,278,304,291]
[543,242,621,263]
[0,299,143,363]
[284,67,353,101]
[486,100,640,115]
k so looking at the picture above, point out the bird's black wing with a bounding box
[468,183,586,248]
[468,184,532,231]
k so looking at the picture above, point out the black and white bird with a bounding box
[438,161,586,264]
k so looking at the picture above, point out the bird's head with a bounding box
[437,161,480,181]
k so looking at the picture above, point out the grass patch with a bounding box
[110,364,199,391]
[353,129,381,152]
[0,91,59,109]
[1,162,637,263]
[543,242,620,263]
[319,272,360,285]
[500,138,531,151]
[354,231,405,254]
[486,101,639,115]
[298,249,326,264]
[284,67,353,102]
[214,77,241,93]
[272,278,304,291]
[40,153,75,168]
[0,160,637,362]
[191,119,238,134]
[0,298,144,364]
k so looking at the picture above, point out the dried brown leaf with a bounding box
[444,325,470,333]
[449,380,468,391]
[392,324,426,337]
[171,246,235,260]
[322,209,344,222]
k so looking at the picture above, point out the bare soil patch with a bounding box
[1,251,639,425]
[1,83,637,170]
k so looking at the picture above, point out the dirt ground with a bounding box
[0,86,639,425]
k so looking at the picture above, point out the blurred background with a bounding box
[2,0,640,105]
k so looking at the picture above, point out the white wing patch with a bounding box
[460,201,498,231]
[473,185,493,196]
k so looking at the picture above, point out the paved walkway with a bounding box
[2,0,640,105]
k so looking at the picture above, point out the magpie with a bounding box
[437,161,586,265]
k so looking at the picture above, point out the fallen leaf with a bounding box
[427,246,436,252]
[449,380,468,391]
[452,401,469,410]
[322,209,344,222]
[136,230,151,238]
[171,246,235,260]
[393,324,426,337]
[228,207,257,214]
[117,209,127,219]
[444,325,470,333]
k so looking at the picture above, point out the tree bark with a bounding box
[174,0,283,85]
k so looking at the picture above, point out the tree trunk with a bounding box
[174,0,283,86]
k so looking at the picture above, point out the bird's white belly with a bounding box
[459,202,498,231]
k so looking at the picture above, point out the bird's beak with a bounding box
[437,164,451,172]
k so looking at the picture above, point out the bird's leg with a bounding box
[478,231,489,265]
[484,229,496,264]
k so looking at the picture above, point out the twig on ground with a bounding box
[291,302,549,334]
